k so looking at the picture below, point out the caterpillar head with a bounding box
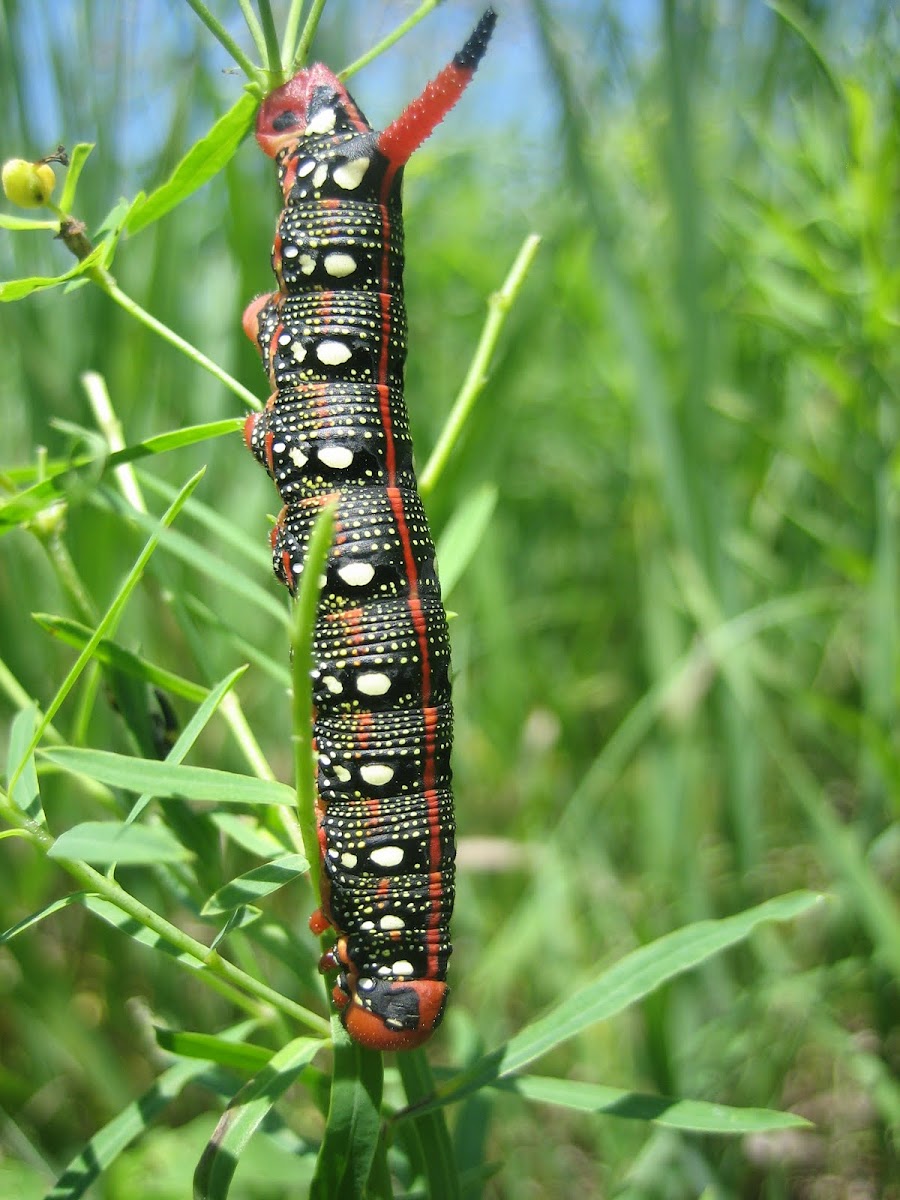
[255,65,372,159]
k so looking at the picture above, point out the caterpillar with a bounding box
[242,10,497,1050]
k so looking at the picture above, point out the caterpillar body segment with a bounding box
[243,10,496,1050]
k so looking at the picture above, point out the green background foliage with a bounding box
[1,0,898,1196]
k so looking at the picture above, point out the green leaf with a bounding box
[0,241,107,301]
[8,469,205,781]
[154,1028,272,1073]
[46,1019,258,1200]
[210,813,285,858]
[425,892,824,1112]
[79,895,204,968]
[0,214,58,231]
[32,614,209,703]
[48,820,193,865]
[201,854,309,916]
[209,905,263,948]
[123,666,249,826]
[7,704,45,823]
[58,142,95,213]
[46,1058,209,1200]
[0,893,89,945]
[126,92,257,236]
[108,418,244,463]
[497,1075,814,1133]
[436,483,497,599]
[397,1051,460,1200]
[310,1025,384,1200]
[193,1037,321,1200]
[41,747,296,807]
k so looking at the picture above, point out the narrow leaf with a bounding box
[58,142,95,213]
[201,854,309,916]
[193,1037,321,1200]
[0,893,89,945]
[7,704,45,822]
[47,1058,209,1200]
[80,895,204,968]
[154,1028,272,1073]
[0,241,106,301]
[498,1075,814,1134]
[425,892,824,1112]
[48,820,193,865]
[126,93,257,235]
[41,746,296,807]
[436,483,497,599]
[32,614,208,703]
[9,470,204,781]
[47,1019,259,1200]
[310,1026,383,1200]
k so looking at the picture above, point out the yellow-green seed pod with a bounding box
[2,158,56,208]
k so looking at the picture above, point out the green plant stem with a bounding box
[98,277,261,411]
[419,234,541,497]
[280,0,310,72]
[339,0,440,80]
[291,0,328,75]
[0,791,329,1033]
[252,0,282,75]
[290,501,338,906]
[83,370,147,514]
[182,0,262,82]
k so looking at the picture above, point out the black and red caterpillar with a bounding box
[242,11,496,1050]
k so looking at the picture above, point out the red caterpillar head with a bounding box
[255,64,372,159]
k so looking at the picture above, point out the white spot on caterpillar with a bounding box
[357,976,375,991]
[305,108,336,134]
[290,340,307,362]
[357,671,391,697]
[316,340,352,365]
[385,1017,405,1029]
[360,763,394,787]
[289,446,308,469]
[327,847,338,858]
[338,561,375,587]
[272,441,286,453]
[282,243,299,258]
[324,252,356,278]
[380,915,405,931]
[318,444,354,470]
[377,965,392,977]
[360,920,375,931]
[370,844,403,868]
[340,851,358,869]
[299,253,316,275]
[322,675,343,695]
[334,765,352,783]
[312,162,329,189]
[392,960,414,976]
[297,160,316,177]
[333,157,370,190]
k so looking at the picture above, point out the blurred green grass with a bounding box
[1,0,898,1195]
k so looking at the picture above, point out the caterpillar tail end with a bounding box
[377,8,498,168]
